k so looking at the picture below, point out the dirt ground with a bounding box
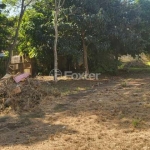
[1,72,150,150]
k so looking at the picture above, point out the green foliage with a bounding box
[1,0,150,75]
[18,1,55,73]
[121,81,127,87]
[0,12,11,51]
[132,119,141,128]
[138,0,150,53]
[0,3,6,10]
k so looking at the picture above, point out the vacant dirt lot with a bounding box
[1,72,150,150]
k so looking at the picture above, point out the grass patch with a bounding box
[50,80,92,96]
[121,81,127,87]
[132,119,141,128]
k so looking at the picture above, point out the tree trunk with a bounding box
[53,5,59,82]
[82,31,89,75]
[114,48,119,74]
[6,0,26,73]
[53,0,65,82]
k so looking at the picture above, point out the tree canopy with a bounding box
[1,0,150,75]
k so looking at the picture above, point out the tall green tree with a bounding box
[138,0,150,53]
[63,0,108,75]
[19,1,54,74]
[18,0,146,75]
[103,0,142,72]
[3,0,35,72]
[0,3,10,52]
[87,0,143,73]
[53,0,65,82]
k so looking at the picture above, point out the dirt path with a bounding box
[1,73,150,150]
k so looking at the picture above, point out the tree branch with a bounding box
[58,0,61,7]
[61,0,65,7]
[25,0,33,7]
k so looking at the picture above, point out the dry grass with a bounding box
[1,73,150,150]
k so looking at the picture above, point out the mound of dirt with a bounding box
[0,76,49,113]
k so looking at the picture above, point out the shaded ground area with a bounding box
[1,73,150,150]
